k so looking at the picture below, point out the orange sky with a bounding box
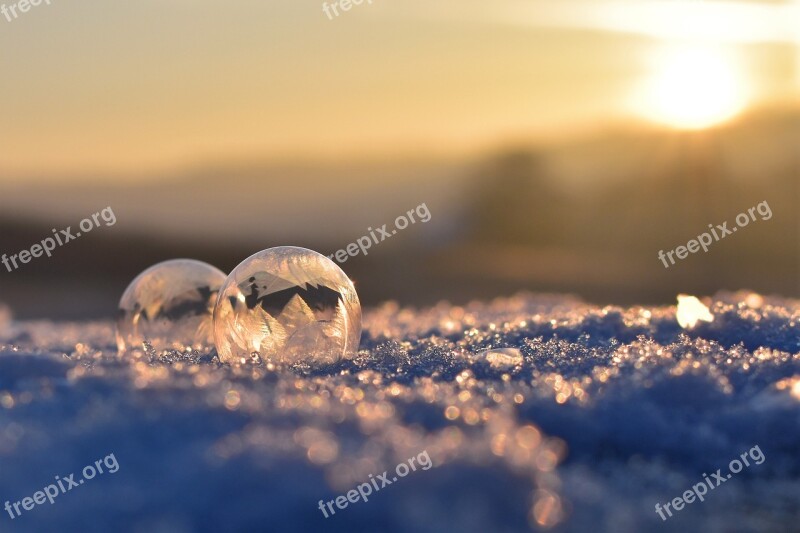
[0,0,797,177]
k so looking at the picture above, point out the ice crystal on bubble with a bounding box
[116,259,227,355]
[213,246,361,366]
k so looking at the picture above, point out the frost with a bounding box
[0,290,797,531]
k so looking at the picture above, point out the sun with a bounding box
[635,44,747,130]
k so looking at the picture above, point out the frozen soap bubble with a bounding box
[213,246,362,366]
[116,259,227,355]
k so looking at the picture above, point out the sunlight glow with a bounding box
[490,0,800,45]
[636,44,747,130]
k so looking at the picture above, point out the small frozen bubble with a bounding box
[116,259,227,355]
[213,246,361,367]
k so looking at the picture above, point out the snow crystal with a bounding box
[0,290,797,532]
[676,294,714,329]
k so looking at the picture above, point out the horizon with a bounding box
[0,102,796,184]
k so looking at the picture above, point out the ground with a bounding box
[0,291,798,532]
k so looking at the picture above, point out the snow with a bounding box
[0,291,798,532]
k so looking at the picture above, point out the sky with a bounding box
[0,0,797,177]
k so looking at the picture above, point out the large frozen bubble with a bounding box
[213,246,361,367]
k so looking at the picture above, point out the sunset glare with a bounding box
[637,44,747,130]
